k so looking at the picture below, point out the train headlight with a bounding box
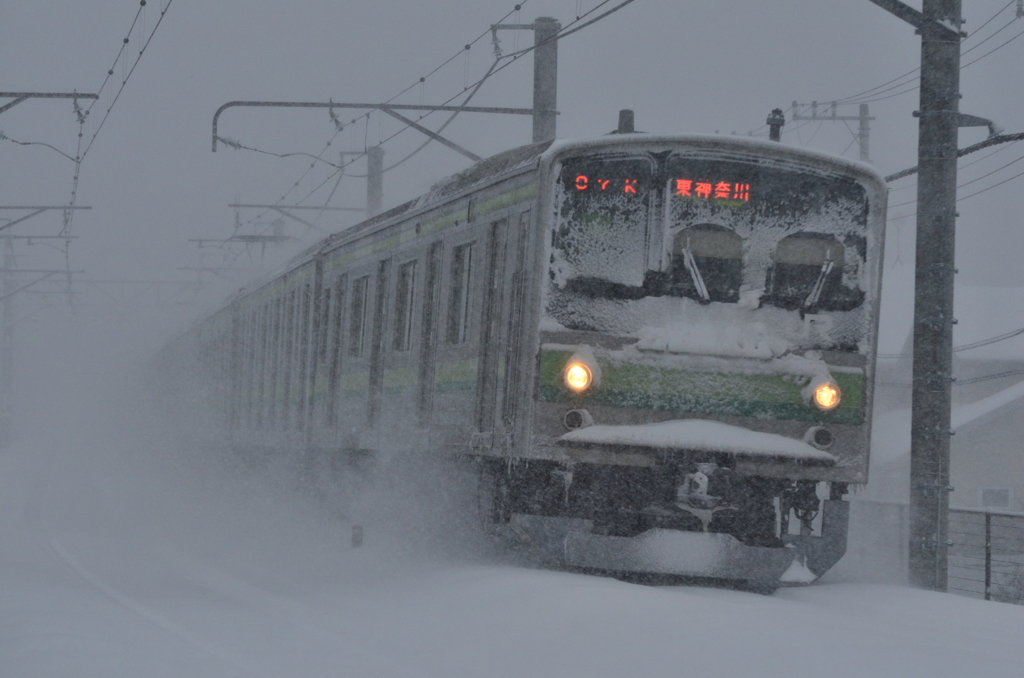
[812,381,841,411]
[564,362,593,392]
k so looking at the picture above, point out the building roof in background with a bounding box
[863,378,1024,503]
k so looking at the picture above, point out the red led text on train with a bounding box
[574,175,641,194]
[674,179,750,202]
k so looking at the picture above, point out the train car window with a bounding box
[662,224,743,303]
[393,260,417,352]
[348,275,369,357]
[764,232,864,312]
[554,156,655,295]
[447,242,475,344]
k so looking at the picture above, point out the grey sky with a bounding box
[2,0,1021,302]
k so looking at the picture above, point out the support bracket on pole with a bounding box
[864,0,961,35]
[0,92,98,117]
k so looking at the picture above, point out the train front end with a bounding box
[502,137,886,587]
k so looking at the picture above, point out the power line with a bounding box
[823,2,1020,107]
[81,0,176,162]
[956,151,1024,188]
[233,1,537,231]
[0,132,76,162]
[958,164,1024,201]
[237,1,639,234]
[886,139,1022,191]
[961,25,1024,70]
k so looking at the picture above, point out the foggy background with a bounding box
[3,2,1024,675]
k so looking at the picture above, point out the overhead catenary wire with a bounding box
[81,0,176,162]
[819,2,1020,107]
[887,150,1024,210]
[0,132,76,162]
[237,0,640,235]
[889,140,1023,192]
[879,322,1024,360]
[233,1,537,231]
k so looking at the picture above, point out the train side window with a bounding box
[393,260,417,352]
[447,242,475,344]
[348,275,369,357]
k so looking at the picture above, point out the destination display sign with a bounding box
[672,179,750,202]
[572,175,641,194]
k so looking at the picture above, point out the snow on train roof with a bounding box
[560,419,836,462]
[207,134,884,318]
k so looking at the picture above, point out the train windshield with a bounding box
[551,156,657,293]
[547,151,872,341]
[665,156,868,312]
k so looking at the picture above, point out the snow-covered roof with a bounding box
[864,378,1024,501]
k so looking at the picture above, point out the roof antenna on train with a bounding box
[617,109,634,134]
[609,109,641,135]
[767,108,785,142]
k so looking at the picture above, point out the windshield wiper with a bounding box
[804,248,835,309]
[681,238,711,303]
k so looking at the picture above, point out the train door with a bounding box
[499,209,533,450]
[474,219,508,436]
[366,258,392,435]
[325,274,347,431]
[416,241,443,429]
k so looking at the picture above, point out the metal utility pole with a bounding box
[0,205,90,447]
[367,146,384,217]
[791,101,875,162]
[0,91,98,116]
[867,0,962,591]
[489,17,561,143]
[0,239,14,447]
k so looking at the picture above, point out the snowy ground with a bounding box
[3,344,1023,678]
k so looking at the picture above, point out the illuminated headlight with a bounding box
[564,362,593,392]
[812,381,842,411]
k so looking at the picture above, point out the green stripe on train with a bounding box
[538,351,863,425]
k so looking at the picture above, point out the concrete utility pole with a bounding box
[867,0,962,591]
[791,101,875,162]
[531,17,560,143]
[908,0,961,593]
[366,146,384,217]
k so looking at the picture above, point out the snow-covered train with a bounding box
[161,133,886,589]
